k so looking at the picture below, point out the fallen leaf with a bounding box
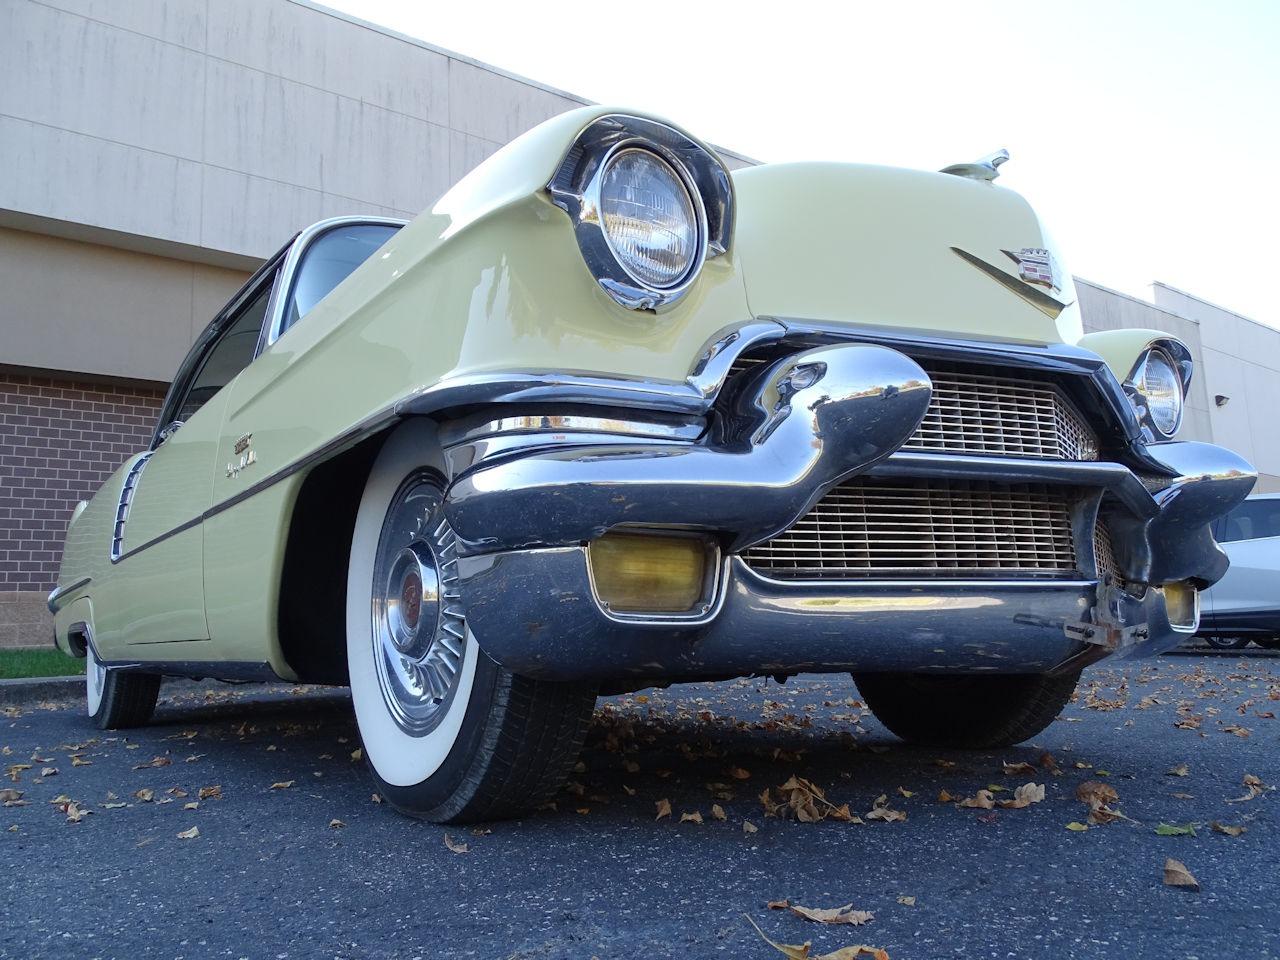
[183,801,198,810]
[40,767,57,778]
[767,899,791,910]
[166,787,189,798]
[64,802,90,823]
[176,826,199,840]
[102,802,126,809]
[680,811,704,824]
[1211,822,1246,837]
[350,748,363,762]
[133,788,154,803]
[0,789,22,803]
[789,903,874,926]
[1163,858,1199,891]
[1166,764,1190,777]
[745,915,889,960]
[711,804,727,821]
[958,790,996,810]
[896,787,913,798]
[1221,725,1251,739]
[1154,822,1198,836]
[270,781,295,790]
[743,820,758,834]
[371,793,382,804]
[70,755,91,767]
[655,798,672,821]
[1226,773,1266,803]
[443,833,469,854]
[729,767,752,780]
[936,790,954,803]
[896,896,915,906]
[1039,752,1062,775]
[865,795,907,823]
[1065,821,1090,832]
[329,818,346,829]
[998,783,1046,810]
[132,756,171,770]
[1002,761,1037,775]
[198,785,222,800]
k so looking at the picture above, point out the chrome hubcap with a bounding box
[370,474,466,736]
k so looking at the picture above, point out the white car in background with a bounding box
[1198,493,1280,650]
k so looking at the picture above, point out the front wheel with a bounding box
[853,671,1080,749]
[86,646,160,729]
[346,421,597,823]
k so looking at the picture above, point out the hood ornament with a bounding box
[941,149,1009,182]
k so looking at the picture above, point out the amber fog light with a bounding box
[588,532,711,614]
[1161,581,1200,631]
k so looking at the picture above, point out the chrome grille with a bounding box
[1093,522,1118,582]
[742,478,1080,578]
[729,354,1099,461]
[905,361,1098,461]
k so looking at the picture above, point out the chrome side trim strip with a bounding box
[47,577,92,613]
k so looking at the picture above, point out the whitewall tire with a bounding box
[347,420,597,822]
[85,640,160,730]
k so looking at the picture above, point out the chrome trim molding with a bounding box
[547,114,734,310]
[109,453,153,562]
[47,577,92,614]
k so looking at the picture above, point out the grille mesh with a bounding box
[904,361,1098,460]
[741,478,1080,578]
[1093,522,1118,582]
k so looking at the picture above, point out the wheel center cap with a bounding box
[385,544,440,655]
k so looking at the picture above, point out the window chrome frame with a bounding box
[547,114,734,311]
[256,215,407,353]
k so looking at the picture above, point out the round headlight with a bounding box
[598,148,699,289]
[1138,348,1183,437]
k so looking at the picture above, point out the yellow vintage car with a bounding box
[48,106,1255,822]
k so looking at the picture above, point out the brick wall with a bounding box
[0,370,166,594]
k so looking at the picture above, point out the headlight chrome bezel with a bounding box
[1125,341,1193,441]
[547,114,734,311]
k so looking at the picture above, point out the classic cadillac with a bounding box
[48,107,1255,822]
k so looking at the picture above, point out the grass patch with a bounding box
[0,649,85,680]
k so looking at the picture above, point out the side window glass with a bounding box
[278,224,399,338]
[1219,501,1280,543]
[176,281,273,422]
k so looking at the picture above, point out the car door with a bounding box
[203,221,402,661]
[113,265,280,648]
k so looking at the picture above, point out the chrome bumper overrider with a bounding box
[438,339,1256,682]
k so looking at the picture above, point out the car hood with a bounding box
[732,161,1083,347]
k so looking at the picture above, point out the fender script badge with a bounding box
[226,433,257,479]
[950,247,1072,320]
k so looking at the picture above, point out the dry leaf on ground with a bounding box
[176,826,199,839]
[958,790,995,810]
[680,811,704,824]
[743,820,758,834]
[1002,761,1037,775]
[329,818,345,829]
[998,783,1045,809]
[133,788,154,802]
[1163,858,1199,890]
[896,896,915,906]
[655,798,672,821]
[711,804,727,821]
[443,833,468,854]
[270,780,295,790]
[1226,774,1266,803]
[1167,764,1190,777]
[1211,822,1246,837]
[788,904,874,926]
[865,794,907,823]
[744,914,890,960]
[198,785,222,800]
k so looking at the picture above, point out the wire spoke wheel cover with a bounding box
[370,472,466,736]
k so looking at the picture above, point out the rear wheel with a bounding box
[86,646,160,729]
[853,671,1079,749]
[347,420,597,823]
[1205,635,1251,650]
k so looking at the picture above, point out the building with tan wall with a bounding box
[1,0,1275,647]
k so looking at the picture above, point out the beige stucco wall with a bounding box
[0,227,248,383]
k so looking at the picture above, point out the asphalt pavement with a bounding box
[1,652,1276,960]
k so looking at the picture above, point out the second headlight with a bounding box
[1130,346,1188,439]
[598,148,700,289]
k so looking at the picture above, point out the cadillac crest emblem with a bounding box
[1003,247,1062,293]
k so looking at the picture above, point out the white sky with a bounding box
[328,0,1279,329]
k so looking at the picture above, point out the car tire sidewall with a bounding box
[346,419,494,811]
[86,644,106,718]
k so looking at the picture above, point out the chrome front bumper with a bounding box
[439,339,1256,683]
